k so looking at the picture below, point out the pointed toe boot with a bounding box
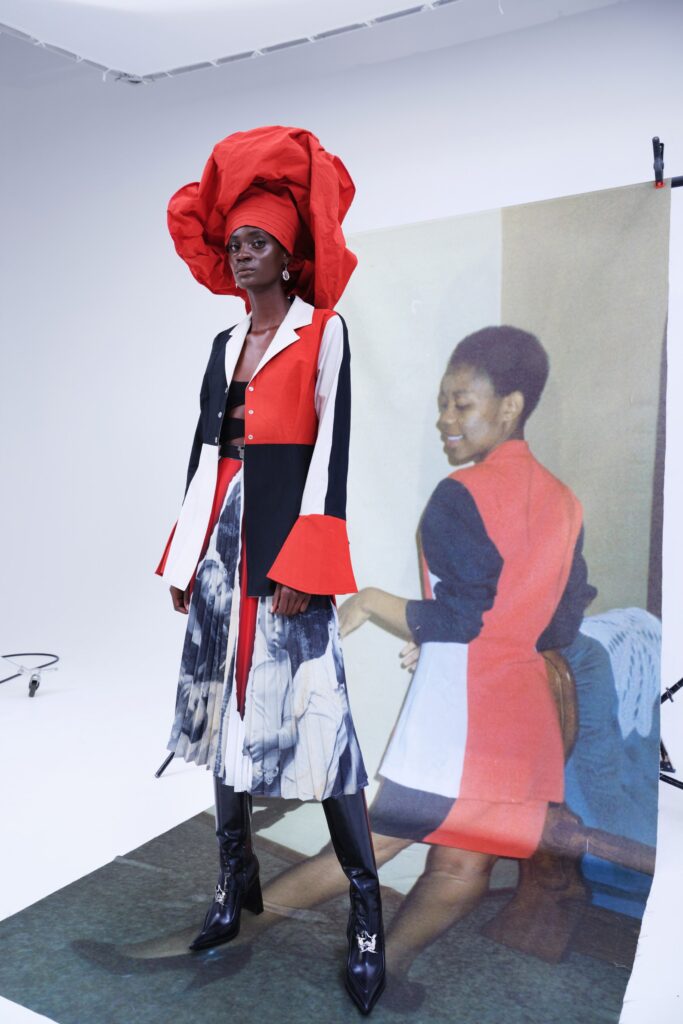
[345,875,386,1014]
[323,791,386,1015]
[190,779,263,952]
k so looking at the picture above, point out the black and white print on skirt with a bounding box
[167,466,367,802]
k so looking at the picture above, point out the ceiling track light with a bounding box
[0,1,464,85]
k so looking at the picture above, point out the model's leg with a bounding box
[221,828,407,952]
[123,824,407,959]
[124,778,261,959]
[253,828,408,913]
[385,844,495,974]
[188,777,262,950]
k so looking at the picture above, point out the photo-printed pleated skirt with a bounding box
[167,457,368,802]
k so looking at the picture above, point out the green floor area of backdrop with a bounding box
[0,802,639,1024]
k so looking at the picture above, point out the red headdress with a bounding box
[167,125,357,308]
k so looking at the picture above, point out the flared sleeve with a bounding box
[267,313,358,596]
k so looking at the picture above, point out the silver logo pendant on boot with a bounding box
[356,930,377,954]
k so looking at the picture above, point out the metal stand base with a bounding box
[660,678,683,792]
[155,752,175,778]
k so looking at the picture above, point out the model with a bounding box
[156,125,384,1015]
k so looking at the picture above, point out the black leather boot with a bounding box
[189,778,263,952]
[323,791,386,1015]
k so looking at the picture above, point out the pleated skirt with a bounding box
[167,457,368,802]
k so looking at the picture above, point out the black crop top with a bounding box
[220,379,248,444]
[226,379,247,408]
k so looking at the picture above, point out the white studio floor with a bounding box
[0,641,681,1024]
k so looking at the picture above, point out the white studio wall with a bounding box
[1,2,682,1022]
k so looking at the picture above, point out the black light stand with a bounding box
[660,678,683,790]
[155,751,175,778]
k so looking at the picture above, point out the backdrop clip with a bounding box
[652,136,665,188]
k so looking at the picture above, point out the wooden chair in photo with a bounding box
[481,649,656,964]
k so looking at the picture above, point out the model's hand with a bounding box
[170,585,191,614]
[338,590,372,638]
[272,583,311,616]
[399,640,420,673]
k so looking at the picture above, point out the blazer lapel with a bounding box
[251,296,315,380]
[223,295,315,386]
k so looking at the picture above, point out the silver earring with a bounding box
[282,266,290,282]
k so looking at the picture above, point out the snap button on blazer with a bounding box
[156,296,357,597]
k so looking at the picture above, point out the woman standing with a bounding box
[156,126,384,1015]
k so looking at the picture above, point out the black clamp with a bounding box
[653,136,665,188]
[661,678,683,704]
[652,136,683,189]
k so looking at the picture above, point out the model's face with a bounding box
[437,364,523,465]
[226,225,287,291]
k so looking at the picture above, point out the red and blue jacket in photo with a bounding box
[156,296,357,597]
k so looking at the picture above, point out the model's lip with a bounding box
[442,433,464,444]
[235,266,255,275]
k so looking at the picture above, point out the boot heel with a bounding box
[243,877,264,915]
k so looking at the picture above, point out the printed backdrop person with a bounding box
[327,181,667,1014]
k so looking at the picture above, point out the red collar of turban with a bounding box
[167,125,357,309]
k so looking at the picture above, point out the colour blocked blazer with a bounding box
[157,296,358,597]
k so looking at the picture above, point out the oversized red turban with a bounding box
[167,125,357,309]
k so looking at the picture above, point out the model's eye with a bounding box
[455,403,472,412]
[252,238,266,249]
[227,242,239,253]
